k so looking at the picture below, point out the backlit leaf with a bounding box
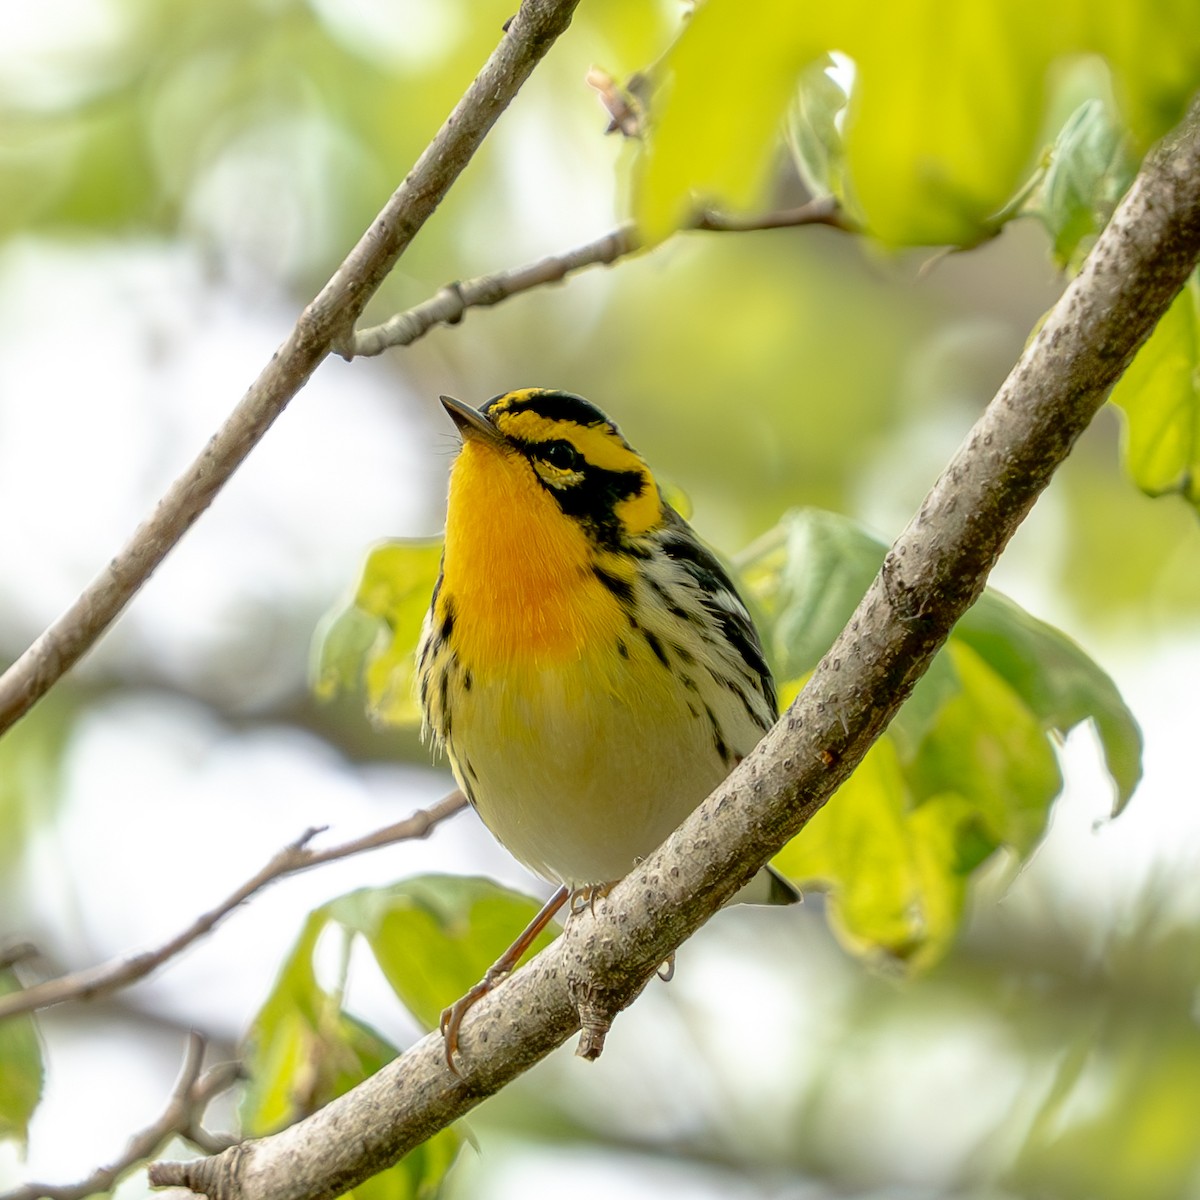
[0,969,43,1147]
[1109,272,1200,509]
[328,876,558,1032]
[312,539,444,727]
[243,902,462,1198]
[744,507,1141,965]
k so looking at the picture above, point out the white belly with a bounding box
[445,650,766,888]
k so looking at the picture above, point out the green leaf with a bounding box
[742,507,1142,964]
[0,969,43,1147]
[0,694,73,872]
[786,57,851,206]
[772,736,970,965]
[955,591,1143,813]
[738,508,959,756]
[634,0,830,241]
[1033,98,1136,269]
[312,539,443,727]
[908,642,1063,859]
[327,876,557,1033]
[634,0,1200,248]
[1109,272,1200,508]
[243,903,462,1199]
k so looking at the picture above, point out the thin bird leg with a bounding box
[440,884,569,1071]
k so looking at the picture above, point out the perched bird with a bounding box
[418,388,795,1062]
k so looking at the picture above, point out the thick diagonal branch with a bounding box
[0,0,582,739]
[149,102,1200,1200]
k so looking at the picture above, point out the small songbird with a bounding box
[417,389,796,1061]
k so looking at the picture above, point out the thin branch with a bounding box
[349,196,849,357]
[0,792,466,1023]
[0,942,38,972]
[147,100,1200,1200]
[0,0,583,741]
[0,1032,239,1200]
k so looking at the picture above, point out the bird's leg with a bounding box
[440,884,569,1072]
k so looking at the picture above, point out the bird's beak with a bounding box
[440,395,505,447]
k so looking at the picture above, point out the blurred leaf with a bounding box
[0,694,73,872]
[1031,98,1135,269]
[772,736,970,964]
[313,539,443,727]
[743,507,1141,963]
[955,590,1143,812]
[908,642,1063,859]
[786,57,851,207]
[634,0,1200,247]
[0,968,43,1147]
[327,876,557,1032]
[243,903,461,1199]
[634,0,826,241]
[738,509,964,757]
[1013,1033,1200,1200]
[773,644,1059,965]
[1109,272,1200,507]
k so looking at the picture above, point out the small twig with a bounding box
[0,941,38,972]
[0,0,583,741]
[0,792,466,1024]
[348,196,850,358]
[0,1031,240,1200]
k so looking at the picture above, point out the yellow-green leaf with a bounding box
[0,969,43,1147]
[312,539,443,727]
[772,737,968,966]
[243,901,462,1199]
[328,876,557,1032]
[1109,272,1200,507]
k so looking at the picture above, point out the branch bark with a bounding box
[348,197,849,357]
[148,100,1200,1200]
[0,793,465,1023]
[0,0,583,740]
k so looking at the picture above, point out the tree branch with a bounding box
[0,0,583,740]
[0,793,466,1023]
[147,99,1200,1200]
[1,1032,238,1200]
[348,197,849,358]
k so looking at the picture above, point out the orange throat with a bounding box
[439,439,617,668]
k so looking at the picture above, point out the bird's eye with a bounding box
[541,440,581,472]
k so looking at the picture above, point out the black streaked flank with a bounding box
[703,702,734,765]
[642,628,669,667]
[656,522,776,714]
[671,641,696,665]
[440,596,455,643]
[592,563,635,605]
[616,639,629,659]
[722,672,769,730]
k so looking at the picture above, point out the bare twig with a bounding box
[147,97,1200,1200]
[349,196,849,357]
[0,0,583,740]
[0,1032,239,1200]
[0,792,466,1024]
[0,941,38,972]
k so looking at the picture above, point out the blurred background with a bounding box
[1,1,1199,1198]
